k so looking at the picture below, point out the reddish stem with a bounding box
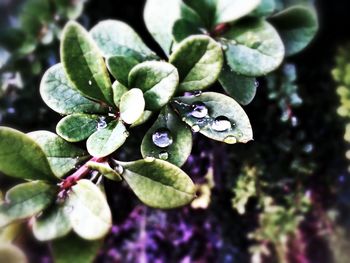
[211,23,230,37]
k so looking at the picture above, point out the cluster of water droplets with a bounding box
[151,128,174,160]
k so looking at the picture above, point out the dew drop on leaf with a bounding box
[152,128,173,148]
[192,90,202,97]
[115,164,124,175]
[144,156,155,162]
[88,80,92,85]
[158,151,169,160]
[191,124,200,133]
[97,116,107,130]
[190,101,208,118]
[211,116,232,132]
[254,80,259,88]
[224,135,237,144]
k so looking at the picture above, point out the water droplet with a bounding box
[97,117,107,130]
[291,116,298,127]
[114,164,124,175]
[224,136,237,144]
[190,101,208,118]
[254,80,259,88]
[192,91,202,97]
[123,131,130,137]
[152,128,173,148]
[211,116,231,132]
[158,151,169,160]
[144,156,155,162]
[88,80,92,85]
[222,44,228,51]
[191,124,200,132]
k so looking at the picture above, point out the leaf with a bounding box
[172,19,202,43]
[141,106,192,167]
[120,159,196,208]
[56,0,85,20]
[86,161,122,182]
[215,0,261,24]
[222,19,284,76]
[169,35,223,92]
[52,233,102,263]
[61,21,113,105]
[180,2,204,26]
[112,80,128,107]
[66,180,112,240]
[90,20,155,59]
[219,63,257,105]
[251,0,276,17]
[171,92,253,144]
[0,127,55,181]
[128,61,179,111]
[120,89,145,124]
[107,55,140,87]
[144,0,182,55]
[27,131,88,178]
[0,244,27,263]
[130,111,153,128]
[40,64,107,115]
[33,203,71,241]
[270,5,318,56]
[87,120,128,157]
[0,181,57,227]
[56,114,100,142]
[184,0,216,29]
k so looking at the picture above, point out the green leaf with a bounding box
[107,55,140,87]
[112,80,129,107]
[130,111,153,128]
[120,89,145,124]
[52,233,102,263]
[251,0,276,17]
[40,64,107,115]
[33,203,71,241]
[87,120,128,157]
[270,5,318,56]
[180,2,204,26]
[169,35,223,92]
[67,180,112,240]
[61,21,113,105]
[184,0,216,29]
[141,106,192,167]
[144,0,182,55]
[0,244,26,263]
[0,127,55,181]
[27,131,88,178]
[172,19,202,43]
[86,161,122,182]
[0,181,57,227]
[128,61,179,111]
[90,20,155,59]
[222,19,284,76]
[171,92,253,144]
[219,64,257,105]
[120,159,196,208]
[56,0,85,20]
[56,114,100,142]
[215,0,261,24]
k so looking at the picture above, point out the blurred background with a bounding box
[1,0,350,262]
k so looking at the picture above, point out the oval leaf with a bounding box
[0,244,26,263]
[61,21,113,105]
[222,19,285,76]
[0,127,55,181]
[120,88,145,124]
[128,61,179,111]
[112,80,128,107]
[67,180,112,240]
[90,20,155,59]
[141,106,192,167]
[87,120,128,157]
[171,92,253,144]
[0,181,57,227]
[120,159,196,209]
[215,0,261,24]
[169,35,223,92]
[28,131,88,178]
[86,161,122,182]
[56,114,100,143]
[40,64,107,115]
[107,55,140,87]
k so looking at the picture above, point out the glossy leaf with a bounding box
[0,244,26,263]
[184,0,216,29]
[86,161,122,182]
[0,127,55,181]
[0,181,57,227]
[87,121,128,157]
[128,61,179,110]
[112,80,128,107]
[222,19,284,76]
[120,159,196,208]
[215,0,261,24]
[33,204,71,241]
[28,131,88,178]
[141,106,192,167]
[171,92,253,144]
[219,64,257,105]
[56,114,99,142]
[61,21,113,105]
[90,20,155,59]
[252,0,276,17]
[52,233,102,263]
[40,64,106,115]
[144,0,181,55]
[169,35,223,92]
[130,111,153,128]
[107,55,139,87]
[67,180,112,240]
[120,88,145,124]
[172,19,202,43]
[270,5,318,56]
